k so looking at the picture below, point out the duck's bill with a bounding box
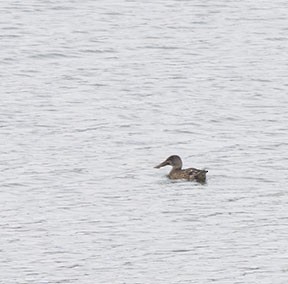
[154,160,168,168]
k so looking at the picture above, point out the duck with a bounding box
[154,155,208,183]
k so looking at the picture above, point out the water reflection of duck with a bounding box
[154,155,208,183]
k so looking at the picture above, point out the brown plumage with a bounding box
[154,155,208,183]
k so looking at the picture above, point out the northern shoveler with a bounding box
[154,155,208,183]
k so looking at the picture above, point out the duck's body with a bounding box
[155,155,207,183]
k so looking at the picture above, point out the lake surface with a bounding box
[1,0,288,283]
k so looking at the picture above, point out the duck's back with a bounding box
[169,168,208,182]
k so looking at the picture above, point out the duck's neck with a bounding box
[171,165,182,172]
[169,166,182,178]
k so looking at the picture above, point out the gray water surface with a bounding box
[1,0,288,283]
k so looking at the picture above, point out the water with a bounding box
[1,0,288,283]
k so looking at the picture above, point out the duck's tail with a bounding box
[194,169,208,182]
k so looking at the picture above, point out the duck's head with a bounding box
[154,155,182,170]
